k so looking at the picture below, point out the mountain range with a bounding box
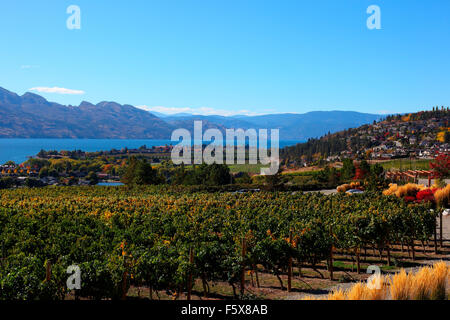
[0,87,383,140]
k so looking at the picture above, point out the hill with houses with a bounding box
[281,107,450,166]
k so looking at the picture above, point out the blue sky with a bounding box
[0,0,449,116]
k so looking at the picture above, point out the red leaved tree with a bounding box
[430,153,450,179]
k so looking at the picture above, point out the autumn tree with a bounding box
[430,153,450,179]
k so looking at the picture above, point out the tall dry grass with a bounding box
[302,262,449,301]
[365,275,387,300]
[389,269,413,300]
[345,283,368,300]
[429,261,449,300]
[434,184,450,206]
[410,266,433,300]
[326,288,346,300]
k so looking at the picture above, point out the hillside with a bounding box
[0,86,382,140]
[0,87,173,139]
[281,108,450,165]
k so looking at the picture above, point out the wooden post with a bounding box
[329,246,334,280]
[240,237,246,297]
[386,243,391,266]
[439,211,443,247]
[187,247,194,300]
[434,224,438,254]
[356,248,361,274]
[288,231,292,292]
[202,275,208,298]
[45,260,52,282]
[253,264,260,288]
[328,224,334,281]
[121,271,128,300]
[411,241,415,260]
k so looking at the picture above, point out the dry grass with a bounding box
[410,266,433,300]
[434,184,450,206]
[429,261,449,300]
[389,269,413,300]
[326,288,346,300]
[345,282,368,300]
[365,276,387,300]
[307,262,449,301]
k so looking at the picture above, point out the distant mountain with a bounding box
[163,111,383,140]
[0,87,173,139]
[0,86,383,140]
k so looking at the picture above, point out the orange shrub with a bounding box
[434,184,450,206]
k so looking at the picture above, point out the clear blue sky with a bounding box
[0,0,449,116]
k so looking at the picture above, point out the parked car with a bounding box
[346,189,364,194]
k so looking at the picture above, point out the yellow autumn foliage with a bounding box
[383,183,425,198]
[382,183,398,196]
[394,183,424,198]
[337,181,361,193]
[434,184,450,206]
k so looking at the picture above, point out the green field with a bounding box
[379,159,431,171]
[228,163,269,174]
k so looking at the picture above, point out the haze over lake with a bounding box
[0,139,303,164]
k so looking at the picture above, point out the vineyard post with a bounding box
[434,226,438,254]
[45,260,52,282]
[356,248,360,274]
[327,224,334,280]
[187,247,194,300]
[240,237,246,297]
[439,211,443,247]
[386,243,391,266]
[253,264,260,288]
[121,270,128,300]
[287,230,292,292]
[411,241,415,260]
[329,246,334,280]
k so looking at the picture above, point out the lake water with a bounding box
[97,182,125,186]
[0,139,303,164]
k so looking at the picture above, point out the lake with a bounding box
[0,139,303,164]
[97,182,125,186]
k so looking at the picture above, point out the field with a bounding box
[228,163,269,174]
[376,159,432,171]
[0,185,446,300]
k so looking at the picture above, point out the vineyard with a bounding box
[0,185,441,300]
